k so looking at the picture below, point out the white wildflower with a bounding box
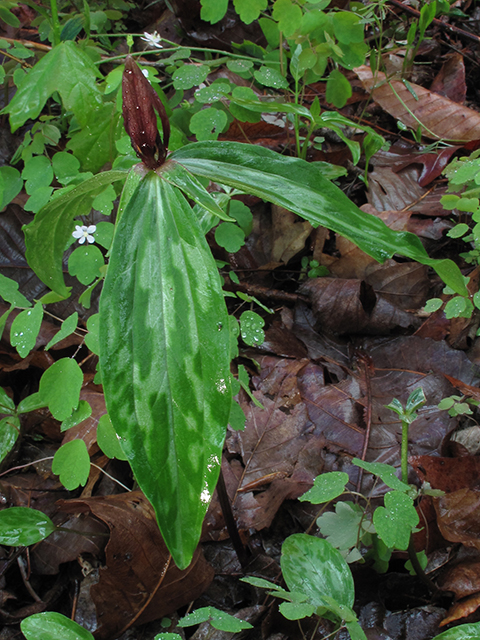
[72,225,96,245]
[141,31,163,49]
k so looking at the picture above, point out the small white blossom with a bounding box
[141,31,163,49]
[73,225,96,245]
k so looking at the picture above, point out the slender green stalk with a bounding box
[50,0,61,47]
[400,420,409,484]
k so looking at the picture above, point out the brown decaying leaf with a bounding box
[410,455,480,493]
[271,205,312,264]
[60,492,214,639]
[434,488,480,551]
[439,561,480,600]
[430,53,466,104]
[355,65,480,142]
[440,593,480,627]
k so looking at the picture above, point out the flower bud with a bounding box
[122,55,170,170]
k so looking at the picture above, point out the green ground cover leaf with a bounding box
[200,0,228,23]
[4,41,102,131]
[60,400,92,432]
[0,274,31,308]
[21,612,95,640]
[0,166,23,209]
[52,439,90,490]
[99,172,231,569]
[215,222,245,252]
[97,414,128,461]
[45,312,78,350]
[68,245,104,285]
[171,142,467,295]
[0,387,15,413]
[373,491,418,550]
[39,358,83,421]
[0,415,20,465]
[0,507,55,546]
[10,301,43,358]
[23,170,127,297]
[299,471,349,503]
[353,459,410,492]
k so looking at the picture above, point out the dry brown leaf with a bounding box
[355,65,480,142]
[440,593,480,627]
[271,205,312,264]
[439,561,480,600]
[60,492,214,639]
[434,488,480,550]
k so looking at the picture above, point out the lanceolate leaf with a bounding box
[171,142,467,296]
[99,172,231,569]
[23,170,127,297]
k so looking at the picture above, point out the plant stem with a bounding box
[50,0,61,47]
[216,467,251,568]
[400,420,409,484]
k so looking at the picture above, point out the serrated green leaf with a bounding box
[23,170,127,297]
[173,64,210,90]
[21,612,95,640]
[0,274,30,308]
[281,533,355,609]
[97,413,128,460]
[10,301,43,358]
[253,66,289,89]
[200,0,228,23]
[0,507,55,546]
[190,107,228,141]
[5,41,102,132]
[170,142,468,295]
[68,245,104,285]
[39,358,83,421]
[352,459,409,491]
[61,400,92,432]
[52,439,90,490]
[299,471,349,504]
[373,490,418,550]
[0,415,20,464]
[215,222,245,252]
[46,312,78,350]
[99,172,231,569]
[233,0,268,24]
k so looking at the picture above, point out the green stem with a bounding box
[400,419,409,484]
[50,0,61,47]
[294,77,301,158]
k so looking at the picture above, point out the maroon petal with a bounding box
[122,55,170,170]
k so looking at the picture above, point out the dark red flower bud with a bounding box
[122,55,170,170]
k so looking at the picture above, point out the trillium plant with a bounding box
[23,56,467,570]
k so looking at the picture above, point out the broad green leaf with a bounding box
[21,612,95,640]
[239,310,264,345]
[94,221,115,250]
[195,81,231,104]
[233,0,268,24]
[5,41,102,132]
[316,501,365,550]
[281,533,355,609]
[373,490,418,550]
[0,166,23,209]
[61,400,92,432]
[161,161,233,221]
[346,620,368,640]
[326,69,352,108]
[22,155,53,193]
[23,170,127,297]
[66,103,123,172]
[0,274,30,307]
[92,184,117,216]
[0,415,20,465]
[52,439,90,490]
[279,602,315,620]
[272,0,303,36]
[10,301,43,358]
[39,358,83,421]
[17,392,46,414]
[0,507,55,546]
[99,172,231,569]
[97,413,128,460]
[45,312,78,350]
[0,387,15,413]
[52,151,81,186]
[432,623,480,640]
[215,222,245,253]
[229,87,262,123]
[190,107,228,141]
[85,313,100,355]
[173,64,210,90]
[352,459,409,492]
[179,607,252,632]
[24,186,54,214]
[299,471,349,504]
[200,0,228,23]
[229,200,253,235]
[171,142,467,295]
[332,11,364,44]
[68,245,105,285]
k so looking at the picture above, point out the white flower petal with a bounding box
[86,235,95,244]
[78,236,86,244]
[86,225,96,234]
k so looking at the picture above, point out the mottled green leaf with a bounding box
[4,41,102,132]
[21,612,95,640]
[23,170,127,297]
[10,301,43,358]
[52,439,90,490]
[99,172,231,569]
[281,533,355,609]
[431,622,480,640]
[0,507,55,546]
[171,142,467,295]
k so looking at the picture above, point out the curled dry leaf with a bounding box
[355,65,480,142]
[440,593,480,627]
[60,491,214,639]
